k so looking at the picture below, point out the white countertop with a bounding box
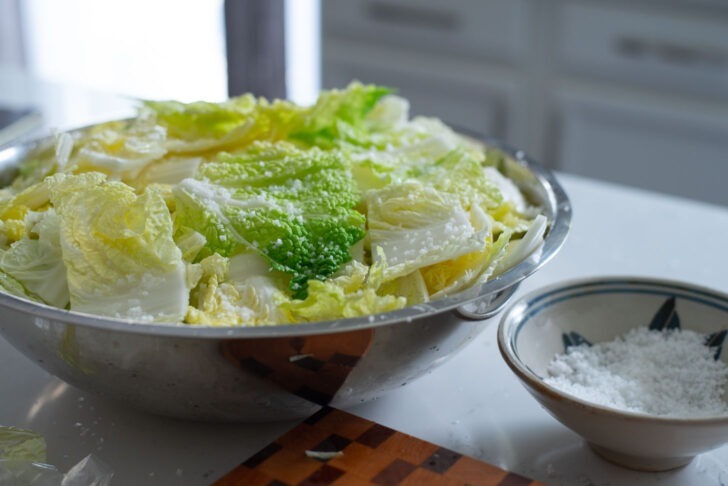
[1,66,728,485]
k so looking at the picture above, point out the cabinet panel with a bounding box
[556,93,728,206]
[557,2,728,99]
[324,61,516,142]
[322,0,528,64]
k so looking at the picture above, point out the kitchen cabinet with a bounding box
[322,0,728,206]
[556,86,728,206]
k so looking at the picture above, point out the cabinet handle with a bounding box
[615,36,728,70]
[365,1,459,31]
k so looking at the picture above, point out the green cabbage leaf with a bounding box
[289,82,391,148]
[0,426,46,462]
[281,258,406,322]
[173,142,366,298]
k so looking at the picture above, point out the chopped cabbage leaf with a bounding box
[281,259,406,322]
[0,269,44,303]
[145,81,390,154]
[0,209,69,308]
[419,148,503,212]
[0,179,52,231]
[290,82,391,148]
[378,269,430,306]
[48,172,187,322]
[0,426,46,462]
[73,116,167,181]
[174,142,366,298]
[366,180,487,282]
[494,214,548,276]
[174,227,207,263]
[427,227,513,300]
[346,111,488,194]
[143,94,304,153]
[145,95,260,140]
[186,252,290,326]
[133,155,203,188]
[363,94,409,130]
[484,166,529,213]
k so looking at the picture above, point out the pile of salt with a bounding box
[545,327,728,417]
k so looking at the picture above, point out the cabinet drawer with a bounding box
[321,0,528,64]
[557,2,728,99]
[323,61,518,143]
[555,91,728,206]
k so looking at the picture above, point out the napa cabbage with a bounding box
[0,82,549,327]
[173,141,365,298]
[185,252,290,326]
[0,209,68,308]
[47,172,187,322]
[281,257,406,322]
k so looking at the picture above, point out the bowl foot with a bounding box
[588,443,694,472]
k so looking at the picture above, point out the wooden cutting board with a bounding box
[214,407,544,485]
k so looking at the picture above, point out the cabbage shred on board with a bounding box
[0,83,547,326]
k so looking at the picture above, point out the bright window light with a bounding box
[285,0,321,105]
[21,0,227,102]
[20,0,320,104]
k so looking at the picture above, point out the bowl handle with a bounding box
[455,284,520,321]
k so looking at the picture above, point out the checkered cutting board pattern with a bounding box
[214,407,543,485]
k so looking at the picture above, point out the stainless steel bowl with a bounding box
[0,132,571,422]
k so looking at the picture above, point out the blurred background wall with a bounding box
[320,0,728,207]
[0,0,25,69]
[2,0,727,206]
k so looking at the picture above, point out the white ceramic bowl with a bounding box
[498,277,728,471]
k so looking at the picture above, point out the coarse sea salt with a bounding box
[544,327,728,417]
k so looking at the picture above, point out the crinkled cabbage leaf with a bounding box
[174,142,366,298]
[48,172,187,322]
